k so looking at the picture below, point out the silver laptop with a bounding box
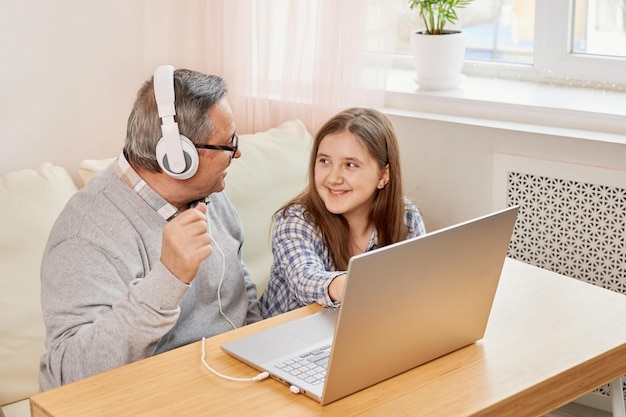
[221,206,519,405]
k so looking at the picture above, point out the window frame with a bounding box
[394,0,626,87]
[534,0,626,87]
[384,0,626,140]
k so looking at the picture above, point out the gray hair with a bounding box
[124,69,228,171]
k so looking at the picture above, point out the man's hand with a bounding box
[160,202,212,284]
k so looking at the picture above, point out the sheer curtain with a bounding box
[202,0,398,134]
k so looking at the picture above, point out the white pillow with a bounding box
[0,163,77,406]
[78,120,313,297]
[79,158,115,186]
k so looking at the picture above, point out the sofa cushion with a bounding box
[0,164,78,407]
[78,119,312,296]
[225,119,312,295]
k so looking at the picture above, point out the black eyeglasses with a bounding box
[194,133,239,158]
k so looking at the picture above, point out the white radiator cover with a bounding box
[493,154,626,405]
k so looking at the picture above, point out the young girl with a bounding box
[259,108,426,318]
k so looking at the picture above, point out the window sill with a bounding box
[383,69,626,145]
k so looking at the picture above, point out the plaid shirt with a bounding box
[115,152,206,221]
[115,152,178,220]
[259,198,426,318]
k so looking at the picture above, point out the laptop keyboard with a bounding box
[274,344,331,385]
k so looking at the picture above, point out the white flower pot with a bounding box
[410,30,466,90]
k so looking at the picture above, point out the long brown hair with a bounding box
[280,107,408,270]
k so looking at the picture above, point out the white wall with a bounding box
[0,1,214,183]
[389,113,626,231]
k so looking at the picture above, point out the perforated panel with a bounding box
[506,171,626,293]
[494,155,626,400]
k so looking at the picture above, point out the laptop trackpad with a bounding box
[281,307,338,342]
[221,307,339,365]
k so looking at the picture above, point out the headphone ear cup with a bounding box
[156,135,199,180]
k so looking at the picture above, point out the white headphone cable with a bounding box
[199,203,268,382]
[206,209,237,330]
[201,336,269,382]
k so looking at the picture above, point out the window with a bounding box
[394,0,626,87]
[573,0,626,58]
[394,0,535,64]
[463,0,534,65]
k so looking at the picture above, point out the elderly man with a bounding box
[39,66,262,390]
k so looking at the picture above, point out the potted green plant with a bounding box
[407,0,474,90]
[408,0,473,35]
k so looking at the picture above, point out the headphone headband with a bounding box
[154,65,176,120]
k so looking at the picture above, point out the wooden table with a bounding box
[30,258,626,417]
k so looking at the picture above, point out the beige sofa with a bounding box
[0,120,312,417]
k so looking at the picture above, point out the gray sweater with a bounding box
[39,163,262,391]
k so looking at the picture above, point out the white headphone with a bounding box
[153,65,199,180]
